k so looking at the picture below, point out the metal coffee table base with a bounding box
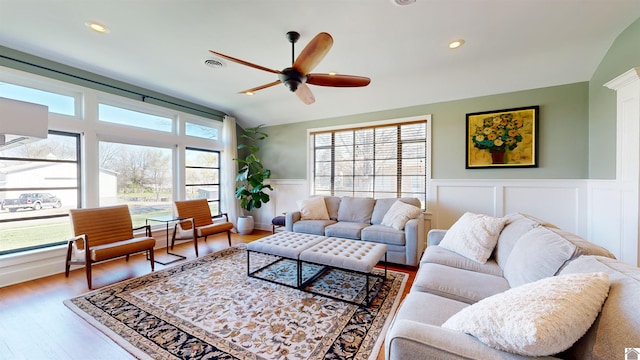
[247,250,387,307]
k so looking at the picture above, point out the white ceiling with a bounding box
[1,0,639,128]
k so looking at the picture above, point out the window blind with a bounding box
[311,120,427,208]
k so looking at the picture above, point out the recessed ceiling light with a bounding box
[448,39,465,49]
[85,21,110,33]
[328,72,337,76]
[449,40,463,49]
[392,0,416,5]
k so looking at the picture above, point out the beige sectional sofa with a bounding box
[385,212,640,359]
[285,196,425,266]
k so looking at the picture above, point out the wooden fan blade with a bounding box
[293,32,333,75]
[238,80,282,94]
[295,83,315,105]
[209,50,281,74]
[307,73,371,87]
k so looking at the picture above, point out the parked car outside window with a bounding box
[1,192,62,212]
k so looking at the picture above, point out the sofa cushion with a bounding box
[394,291,469,326]
[439,212,508,264]
[324,221,370,240]
[494,213,544,269]
[442,272,610,357]
[381,200,422,230]
[502,226,616,288]
[361,224,406,246]
[558,255,640,360]
[411,263,510,304]
[324,196,341,221]
[421,246,503,277]
[296,196,330,220]
[337,196,376,223]
[371,197,421,224]
[292,219,336,236]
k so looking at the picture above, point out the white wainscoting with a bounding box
[589,178,640,266]
[588,180,624,261]
[428,179,588,236]
[261,178,590,237]
[250,179,309,231]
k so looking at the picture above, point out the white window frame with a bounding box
[307,115,432,209]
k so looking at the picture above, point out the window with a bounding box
[311,118,428,208]
[0,82,76,116]
[98,103,173,132]
[99,141,173,228]
[185,121,219,140]
[1,67,226,258]
[185,147,221,215]
[0,131,81,254]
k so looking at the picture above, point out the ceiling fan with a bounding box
[209,31,371,105]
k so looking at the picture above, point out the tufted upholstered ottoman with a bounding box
[247,231,326,259]
[247,231,387,306]
[300,237,387,274]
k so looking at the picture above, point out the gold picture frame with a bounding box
[466,106,539,168]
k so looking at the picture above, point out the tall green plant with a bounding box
[234,124,273,212]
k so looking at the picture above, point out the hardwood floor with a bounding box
[0,231,416,360]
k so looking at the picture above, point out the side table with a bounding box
[146,216,192,265]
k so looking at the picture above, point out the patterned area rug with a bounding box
[64,246,407,360]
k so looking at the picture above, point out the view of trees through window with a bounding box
[185,147,221,215]
[312,120,427,208]
[99,142,173,227]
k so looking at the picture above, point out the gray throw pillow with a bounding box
[337,197,375,223]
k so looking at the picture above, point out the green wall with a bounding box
[262,16,640,181]
[588,17,640,179]
[262,82,589,180]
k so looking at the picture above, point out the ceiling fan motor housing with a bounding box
[279,67,307,92]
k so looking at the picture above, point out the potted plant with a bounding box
[234,124,273,234]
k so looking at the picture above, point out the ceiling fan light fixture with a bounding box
[279,67,306,93]
[245,91,254,96]
[284,79,301,92]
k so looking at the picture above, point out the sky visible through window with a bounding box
[0,82,75,115]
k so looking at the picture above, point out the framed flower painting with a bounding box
[466,106,539,168]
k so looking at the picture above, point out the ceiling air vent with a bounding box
[204,58,225,69]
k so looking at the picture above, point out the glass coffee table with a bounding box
[146,216,192,265]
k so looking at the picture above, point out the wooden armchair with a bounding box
[172,199,234,257]
[65,205,156,289]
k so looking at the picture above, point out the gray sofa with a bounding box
[285,196,425,266]
[385,212,640,359]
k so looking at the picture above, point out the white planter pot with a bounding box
[237,215,254,235]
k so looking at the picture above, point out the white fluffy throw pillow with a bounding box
[381,200,422,230]
[442,272,610,356]
[439,212,508,263]
[296,197,330,220]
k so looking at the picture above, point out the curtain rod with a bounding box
[0,53,226,120]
